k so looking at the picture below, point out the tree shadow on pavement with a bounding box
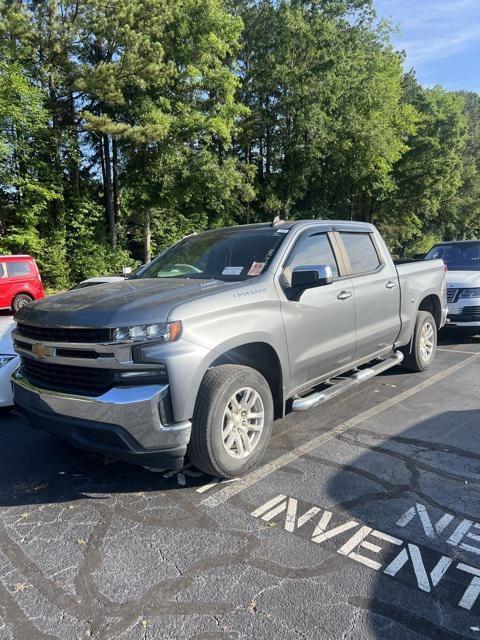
[0,409,214,507]
[324,408,480,640]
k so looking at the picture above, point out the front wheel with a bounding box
[188,365,274,478]
[402,310,437,372]
[12,293,33,313]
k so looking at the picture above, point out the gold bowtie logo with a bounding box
[32,343,55,358]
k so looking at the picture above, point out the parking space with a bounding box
[0,330,479,639]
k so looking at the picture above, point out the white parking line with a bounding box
[437,347,479,355]
[203,352,480,508]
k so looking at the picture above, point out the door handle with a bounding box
[337,290,352,300]
[386,280,397,289]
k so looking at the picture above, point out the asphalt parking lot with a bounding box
[1,329,480,640]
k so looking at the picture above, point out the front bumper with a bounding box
[12,373,191,468]
[447,296,480,327]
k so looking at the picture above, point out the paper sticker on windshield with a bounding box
[222,266,244,276]
[247,261,265,276]
[275,228,289,234]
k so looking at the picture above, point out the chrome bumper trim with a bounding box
[12,373,191,449]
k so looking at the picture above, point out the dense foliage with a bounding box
[0,0,478,287]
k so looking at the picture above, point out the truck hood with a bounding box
[446,270,480,287]
[15,278,233,328]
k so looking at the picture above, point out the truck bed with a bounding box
[395,258,446,346]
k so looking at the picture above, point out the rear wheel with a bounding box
[188,365,274,478]
[402,310,437,372]
[12,293,33,313]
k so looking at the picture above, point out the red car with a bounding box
[0,255,45,313]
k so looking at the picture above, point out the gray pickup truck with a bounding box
[12,220,447,478]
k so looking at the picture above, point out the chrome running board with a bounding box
[292,351,404,412]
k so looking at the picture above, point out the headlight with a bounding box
[112,321,182,343]
[459,288,480,299]
[0,355,15,368]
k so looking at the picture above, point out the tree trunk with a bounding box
[112,137,120,223]
[102,135,116,249]
[69,91,80,199]
[144,209,152,263]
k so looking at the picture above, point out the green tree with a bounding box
[379,74,467,253]
[234,0,415,221]
[0,48,59,267]
[439,92,480,241]
[119,0,253,260]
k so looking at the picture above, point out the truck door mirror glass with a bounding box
[291,265,333,289]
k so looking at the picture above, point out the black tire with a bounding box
[188,364,274,478]
[401,310,437,372]
[12,293,33,313]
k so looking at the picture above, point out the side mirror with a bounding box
[122,266,132,279]
[413,253,426,260]
[291,265,334,289]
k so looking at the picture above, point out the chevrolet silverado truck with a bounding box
[12,221,447,478]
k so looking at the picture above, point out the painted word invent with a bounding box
[251,495,480,611]
[396,503,480,556]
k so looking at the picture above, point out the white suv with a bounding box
[425,241,480,331]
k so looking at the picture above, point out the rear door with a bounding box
[337,230,400,360]
[279,229,357,392]
[0,263,8,308]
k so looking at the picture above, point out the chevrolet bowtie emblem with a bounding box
[32,343,55,358]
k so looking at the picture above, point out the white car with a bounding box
[74,265,147,290]
[425,240,480,331]
[0,316,18,407]
[74,275,125,289]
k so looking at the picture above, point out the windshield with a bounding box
[136,226,288,281]
[425,241,480,271]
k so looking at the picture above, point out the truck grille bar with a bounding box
[20,357,114,396]
[16,323,113,344]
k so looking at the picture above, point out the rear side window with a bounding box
[284,233,339,277]
[0,264,5,278]
[7,261,32,277]
[340,233,380,274]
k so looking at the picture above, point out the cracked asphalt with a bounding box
[0,329,479,639]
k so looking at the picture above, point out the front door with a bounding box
[279,231,357,393]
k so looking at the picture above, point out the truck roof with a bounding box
[208,219,376,233]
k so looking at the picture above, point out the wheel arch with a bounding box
[11,290,35,308]
[209,342,285,419]
[418,294,442,329]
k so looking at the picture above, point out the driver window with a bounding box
[283,233,339,285]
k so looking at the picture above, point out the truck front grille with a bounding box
[16,323,113,344]
[20,357,114,396]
